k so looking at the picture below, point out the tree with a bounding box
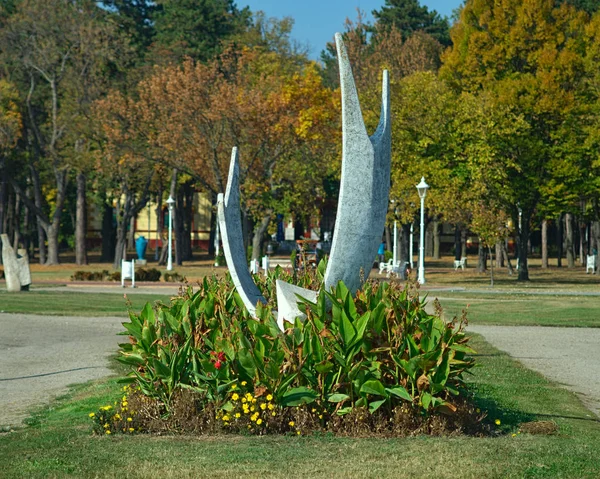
[373,0,451,46]
[441,0,592,280]
[93,89,158,269]
[0,79,22,242]
[0,0,130,264]
[150,0,251,63]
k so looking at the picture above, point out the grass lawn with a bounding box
[1,336,599,478]
[431,292,600,328]
[0,291,173,316]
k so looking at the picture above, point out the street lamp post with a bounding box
[166,196,175,271]
[416,177,429,284]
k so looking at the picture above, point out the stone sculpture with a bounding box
[217,148,267,317]
[1,234,31,292]
[217,33,391,328]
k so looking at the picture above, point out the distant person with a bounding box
[378,242,385,264]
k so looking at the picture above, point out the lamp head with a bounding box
[416,177,429,199]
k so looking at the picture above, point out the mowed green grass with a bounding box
[433,292,600,327]
[1,336,599,479]
[0,291,173,316]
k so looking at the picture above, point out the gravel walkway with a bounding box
[468,325,600,418]
[0,313,124,427]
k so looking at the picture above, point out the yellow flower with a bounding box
[256,419,263,425]
[103,423,109,428]
[222,415,230,421]
[297,431,301,435]
[251,416,257,422]
[289,421,295,427]
[476,408,481,413]
[235,413,241,418]
[89,413,95,418]
[122,401,128,407]
[495,419,501,426]
[250,406,256,412]
[512,433,517,437]
[266,394,273,401]
[231,384,237,390]
[129,428,135,433]
[311,408,317,413]
[122,396,127,401]
[252,398,257,404]
[268,403,274,410]
[241,398,247,403]
[243,408,250,415]
[318,415,323,419]
[271,412,276,417]
[114,414,121,421]
[241,381,247,386]
[245,393,253,401]
[232,393,239,401]
[260,403,267,410]
[105,430,111,435]
[224,422,230,426]
[127,417,133,422]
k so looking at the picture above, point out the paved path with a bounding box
[0,313,124,427]
[468,325,600,418]
[2,307,599,427]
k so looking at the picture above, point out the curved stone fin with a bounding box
[323,34,391,295]
[276,279,318,331]
[217,147,267,317]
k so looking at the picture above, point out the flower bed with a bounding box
[92,265,487,437]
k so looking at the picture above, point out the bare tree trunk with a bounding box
[251,214,271,261]
[541,219,548,269]
[75,171,87,265]
[461,229,467,258]
[155,189,163,261]
[517,210,531,281]
[565,212,575,268]
[385,225,392,253]
[489,246,494,286]
[495,241,503,268]
[101,201,115,263]
[454,225,461,261]
[432,217,440,259]
[579,219,585,265]
[557,212,564,267]
[477,242,486,273]
[12,190,21,250]
[502,241,514,275]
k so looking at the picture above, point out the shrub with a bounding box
[164,272,186,283]
[71,270,110,281]
[112,265,479,436]
[135,268,161,282]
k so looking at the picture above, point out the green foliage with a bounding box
[117,270,475,427]
[373,0,451,46]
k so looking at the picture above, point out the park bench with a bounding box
[454,257,468,271]
[586,254,596,274]
[379,260,409,279]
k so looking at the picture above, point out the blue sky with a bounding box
[241,0,464,59]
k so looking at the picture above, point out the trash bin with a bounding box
[135,236,148,260]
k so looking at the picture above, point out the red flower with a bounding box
[214,360,222,370]
[217,352,226,362]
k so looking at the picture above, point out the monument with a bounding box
[1,234,32,292]
[217,33,391,329]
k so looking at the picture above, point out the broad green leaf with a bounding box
[280,387,318,407]
[386,386,413,402]
[360,379,386,396]
[368,399,387,413]
[327,393,350,403]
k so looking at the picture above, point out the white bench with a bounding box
[121,259,135,287]
[586,255,596,274]
[379,261,409,279]
[454,257,467,271]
